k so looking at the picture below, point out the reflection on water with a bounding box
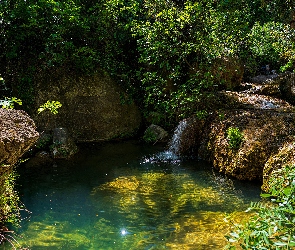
[0,141,261,249]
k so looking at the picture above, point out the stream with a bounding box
[1,141,261,249]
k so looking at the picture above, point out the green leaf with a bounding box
[274,241,288,246]
[260,193,271,198]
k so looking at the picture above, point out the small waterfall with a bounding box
[168,119,188,155]
[141,120,189,164]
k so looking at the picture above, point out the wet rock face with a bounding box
[0,108,39,166]
[168,118,206,156]
[168,72,295,187]
[33,70,141,142]
[198,110,295,181]
[262,143,295,192]
[278,72,295,105]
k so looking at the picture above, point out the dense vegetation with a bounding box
[0,1,295,247]
[226,165,295,249]
[0,0,294,123]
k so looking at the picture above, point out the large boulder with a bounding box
[33,69,141,142]
[196,110,295,181]
[168,118,206,156]
[0,108,39,197]
[0,108,39,166]
[262,142,295,192]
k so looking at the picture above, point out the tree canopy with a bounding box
[0,0,294,123]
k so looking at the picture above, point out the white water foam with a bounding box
[168,119,188,155]
[141,120,189,164]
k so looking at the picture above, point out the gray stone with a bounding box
[52,127,78,159]
[143,124,168,143]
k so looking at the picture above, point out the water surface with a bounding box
[2,141,261,249]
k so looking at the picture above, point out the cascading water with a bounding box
[168,119,188,154]
[142,120,188,164]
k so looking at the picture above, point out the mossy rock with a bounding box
[198,110,295,181]
[262,142,295,192]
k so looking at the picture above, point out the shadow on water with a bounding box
[0,140,261,249]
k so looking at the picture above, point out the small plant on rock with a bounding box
[37,100,62,114]
[227,127,244,149]
[0,97,22,109]
[143,129,158,144]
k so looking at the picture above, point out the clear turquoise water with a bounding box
[1,141,261,249]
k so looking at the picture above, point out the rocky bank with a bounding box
[0,108,39,221]
[174,73,295,191]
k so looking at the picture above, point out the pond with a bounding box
[1,141,261,249]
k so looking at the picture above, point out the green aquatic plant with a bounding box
[227,127,244,149]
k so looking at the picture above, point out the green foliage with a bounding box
[218,111,225,121]
[280,60,295,73]
[0,169,22,225]
[0,97,22,109]
[35,134,53,150]
[145,111,165,125]
[227,127,244,149]
[37,100,62,114]
[262,165,295,205]
[247,22,295,73]
[195,110,208,120]
[142,128,158,144]
[129,0,247,119]
[226,165,295,249]
[1,0,294,123]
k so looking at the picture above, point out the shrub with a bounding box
[227,127,244,149]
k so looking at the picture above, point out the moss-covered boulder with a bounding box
[198,110,295,181]
[262,142,295,192]
[33,69,141,142]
